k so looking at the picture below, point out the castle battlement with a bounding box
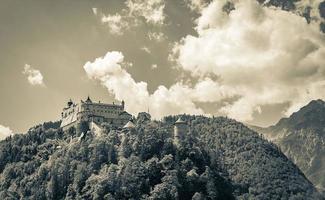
[60,96,131,131]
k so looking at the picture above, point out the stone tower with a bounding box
[174,117,188,147]
[121,100,125,109]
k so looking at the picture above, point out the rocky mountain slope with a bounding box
[0,115,323,199]
[251,99,325,192]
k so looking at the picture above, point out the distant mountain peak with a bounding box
[308,99,325,106]
[273,99,325,132]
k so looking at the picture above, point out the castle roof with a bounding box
[123,121,135,129]
[85,96,92,103]
[175,117,186,124]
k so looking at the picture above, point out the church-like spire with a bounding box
[85,95,92,103]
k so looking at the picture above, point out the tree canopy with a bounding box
[0,116,322,199]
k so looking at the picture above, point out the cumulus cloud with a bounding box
[101,14,129,35]
[0,124,13,140]
[141,46,151,54]
[84,51,234,119]
[84,51,150,114]
[295,0,325,33]
[99,0,166,35]
[185,0,209,12]
[126,0,166,25]
[148,31,166,42]
[172,0,325,121]
[22,64,45,86]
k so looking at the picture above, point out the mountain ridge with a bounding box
[271,99,325,132]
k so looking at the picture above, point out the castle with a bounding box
[60,96,132,131]
[60,97,188,145]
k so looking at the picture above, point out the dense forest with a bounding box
[251,99,325,192]
[0,115,323,199]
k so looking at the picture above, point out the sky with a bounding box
[0,0,325,138]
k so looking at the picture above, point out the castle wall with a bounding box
[61,104,80,127]
[60,100,130,130]
[80,103,123,119]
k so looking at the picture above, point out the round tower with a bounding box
[121,100,125,109]
[174,117,188,147]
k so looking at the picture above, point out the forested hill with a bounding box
[0,115,322,199]
[251,99,325,192]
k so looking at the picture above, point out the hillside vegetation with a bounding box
[252,100,325,192]
[0,115,322,199]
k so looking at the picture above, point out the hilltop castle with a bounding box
[60,96,132,131]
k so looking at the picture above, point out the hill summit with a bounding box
[0,115,323,199]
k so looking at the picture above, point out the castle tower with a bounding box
[122,120,136,134]
[121,100,125,109]
[174,117,188,147]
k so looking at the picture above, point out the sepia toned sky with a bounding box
[1,0,325,138]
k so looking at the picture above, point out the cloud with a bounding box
[92,7,98,16]
[172,0,325,122]
[148,31,166,42]
[101,14,129,35]
[22,64,45,86]
[126,0,166,25]
[99,0,166,35]
[151,64,158,69]
[294,0,325,29]
[84,51,150,115]
[141,46,151,54]
[0,124,13,140]
[84,51,235,119]
[185,0,209,12]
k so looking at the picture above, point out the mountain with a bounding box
[251,99,325,192]
[0,115,323,199]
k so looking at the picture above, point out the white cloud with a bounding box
[101,14,129,35]
[141,46,151,54]
[295,0,324,24]
[84,51,235,119]
[22,64,45,86]
[148,31,166,42]
[151,64,158,69]
[185,0,208,12]
[126,0,166,25]
[84,51,150,115]
[172,0,325,122]
[99,0,166,36]
[0,124,13,140]
[92,7,98,16]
